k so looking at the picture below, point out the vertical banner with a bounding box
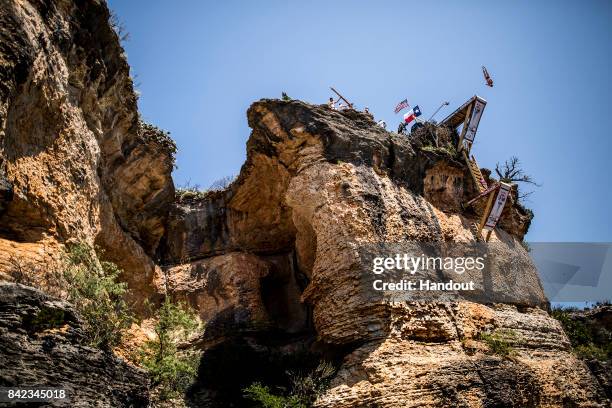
[464,99,486,142]
[483,182,512,230]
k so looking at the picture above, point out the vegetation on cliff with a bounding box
[6,243,134,350]
[139,120,178,167]
[138,297,201,402]
[175,175,235,202]
[479,329,518,357]
[63,244,134,349]
[243,361,336,408]
[8,241,203,403]
[552,305,611,361]
[64,244,203,402]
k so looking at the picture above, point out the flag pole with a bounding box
[427,101,449,122]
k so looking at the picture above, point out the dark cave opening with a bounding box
[186,334,322,407]
[185,249,352,407]
[259,252,311,334]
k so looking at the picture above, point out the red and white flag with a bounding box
[394,99,409,114]
[403,105,422,125]
[403,111,416,124]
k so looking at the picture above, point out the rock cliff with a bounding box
[0,0,174,302]
[161,100,608,407]
[0,1,609,407]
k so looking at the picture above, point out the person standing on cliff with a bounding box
[328,97,336,110]
[398,121,406,134]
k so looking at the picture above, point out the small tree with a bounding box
[63,243,133,350]
[495,156,540,199]
[243,383,306,408]
[139,297,201,401]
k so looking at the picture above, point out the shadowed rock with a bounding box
[0,282,149,407]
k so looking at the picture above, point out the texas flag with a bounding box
[403,105,422,124]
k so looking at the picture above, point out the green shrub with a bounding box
[175,187,208,201]
[551,307,610,361]
[243,383,305,408]
[243,361,336,408]
[288,361,335,404]
[479,329,517,356]
[175,180,210,202]
[175,176,235,202]
[574,344,608,361]
[139,297,201,401]
[551,308,593,346]
[63,243,133,350]
[420,143,457,157]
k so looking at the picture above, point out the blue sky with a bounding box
[108,0,612,242]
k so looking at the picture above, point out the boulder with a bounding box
[0,282,149,407]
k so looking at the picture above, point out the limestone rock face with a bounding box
[165,252,272,323]
[0,282,149,407]
[161,158,295,263]
[316,304,607,408]
[0,1,607,405]
[163,100,609,406]
[0,0,174,298]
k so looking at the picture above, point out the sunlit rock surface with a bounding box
[0,0,174,303]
